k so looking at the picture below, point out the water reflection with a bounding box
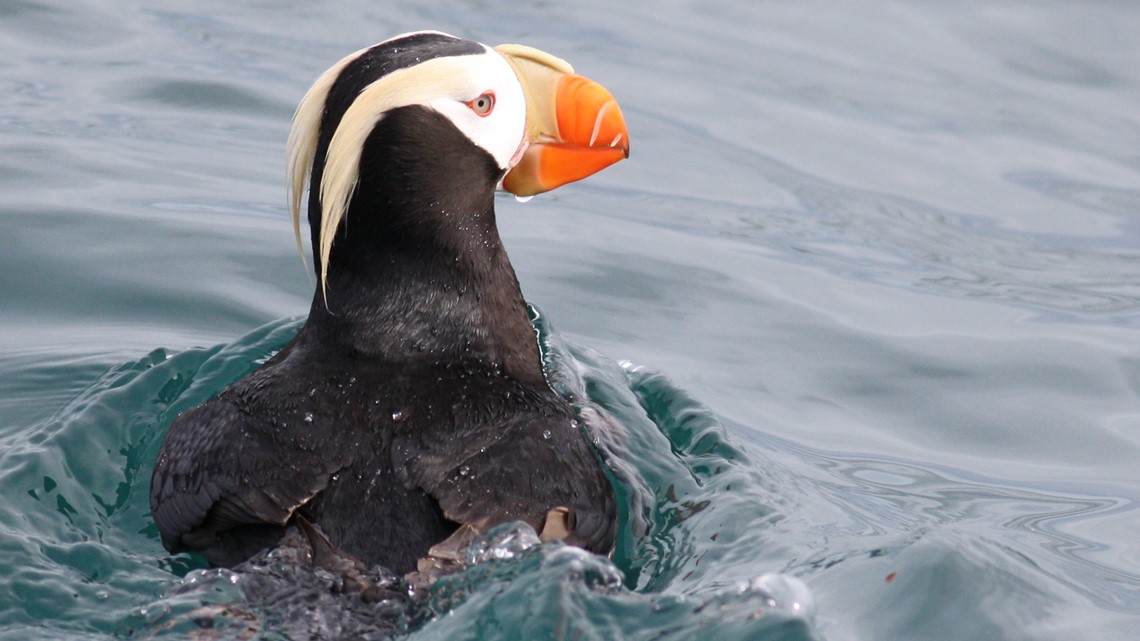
[593,113,1140,324]
[782,446,1138,616]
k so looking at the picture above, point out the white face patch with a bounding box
[425,48,527,172]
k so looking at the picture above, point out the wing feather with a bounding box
[150,396,345,565]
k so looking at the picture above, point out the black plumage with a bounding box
[150,35,617,575]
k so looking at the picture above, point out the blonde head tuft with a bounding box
[286,44,372,278]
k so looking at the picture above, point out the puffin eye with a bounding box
[466,92,495,117]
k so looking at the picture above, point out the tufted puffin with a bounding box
[149,31,630,577]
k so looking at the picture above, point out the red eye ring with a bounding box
[466,91,495,117]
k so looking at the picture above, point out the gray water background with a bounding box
[1,1,1139,639]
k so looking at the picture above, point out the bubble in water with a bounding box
[178,567,240,590]
[146,603,171,624]
[458,465,470,477]
[303,412,314,423]
[464,521,541,565]
[542,429,552,439]
[746,573,816,620]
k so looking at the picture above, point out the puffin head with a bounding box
[285,31,630,301]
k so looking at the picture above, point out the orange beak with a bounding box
[495,44,630,196]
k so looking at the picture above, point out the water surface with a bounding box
[2,1,1139,639]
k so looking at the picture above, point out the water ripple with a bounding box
[593,114,1140,324]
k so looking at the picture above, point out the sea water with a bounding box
[2,1,1138,639]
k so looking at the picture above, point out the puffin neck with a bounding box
[302,107,546,387]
